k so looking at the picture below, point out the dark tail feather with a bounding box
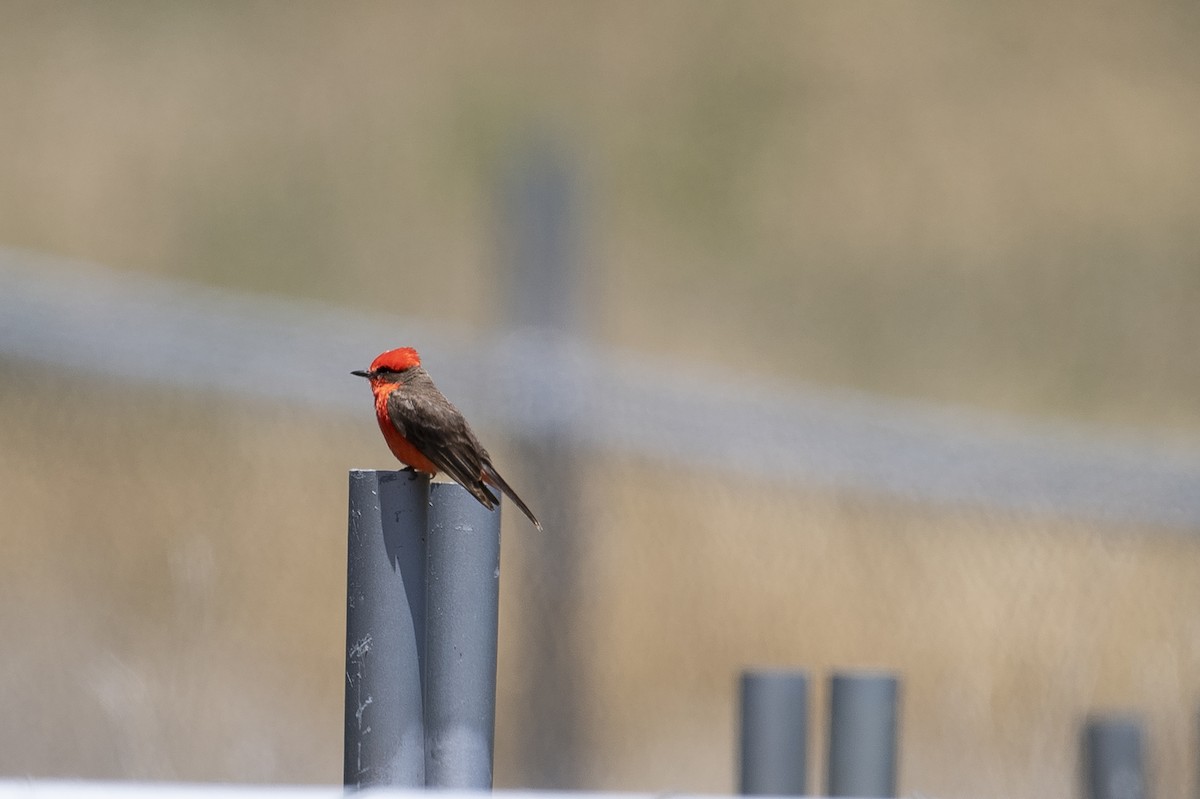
[482,465,543,531]
[469,482,500,510]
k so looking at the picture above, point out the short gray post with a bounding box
[424,482,502,788]
[739,669,809,795]
[827,671,900,798]
[344,469,430,789]
[1083,716,1145,799]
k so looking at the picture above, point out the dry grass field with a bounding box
[2,3,1199,429]
[3,363,1199,797]
[3,3,1200,797]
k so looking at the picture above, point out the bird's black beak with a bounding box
[351,369,371,378]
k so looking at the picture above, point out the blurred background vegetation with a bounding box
[2,2,1199,797]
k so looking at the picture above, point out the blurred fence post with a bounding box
[1083,715,1146,799]
[424,482,503,789]
[827,671,900,798]
[739,669,810,795]
[344,469,429,789]
[501,140,586,787]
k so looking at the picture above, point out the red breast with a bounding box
[372,382,440,475]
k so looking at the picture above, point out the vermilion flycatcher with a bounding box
[353,347,542,531]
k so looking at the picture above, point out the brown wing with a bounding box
[384,375,500,509]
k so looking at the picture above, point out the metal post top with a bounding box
[741,667,811,680]
[829,669,901,682]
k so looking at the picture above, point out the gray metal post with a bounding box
[739,669,809,795]
[344,469,429,789]
[424,482,502,789]
[827,671,900,798]
[1083,716,1145,799]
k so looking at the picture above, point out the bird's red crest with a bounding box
[370,347,422,372]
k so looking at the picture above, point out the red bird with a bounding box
[352,347,542,531]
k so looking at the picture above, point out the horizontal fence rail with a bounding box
[3,246,1200,528]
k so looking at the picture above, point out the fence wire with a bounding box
[2,246,1198,530]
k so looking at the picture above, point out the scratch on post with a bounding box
[349,628,375,778]
[356,695,373,724]
[352,649,373,776]
[349,634,372,659]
